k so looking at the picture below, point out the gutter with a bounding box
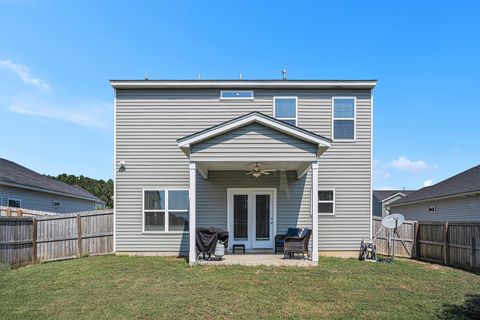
[388,191,480,208]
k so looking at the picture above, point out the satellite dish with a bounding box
[381,213,405,229]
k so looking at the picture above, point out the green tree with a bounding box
[48,174,113,208]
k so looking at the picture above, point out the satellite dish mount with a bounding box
[380,213,405,259]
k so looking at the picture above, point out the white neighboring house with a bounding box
[0,158,104,213]
[389,165,480,221]
[112,79,377,264]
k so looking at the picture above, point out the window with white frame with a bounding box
[143,190,189,232]
[8,198,21,208]
[318,190,335,215]
[220,90,254,100]
[274,97,297,126]
[332,97,356,141]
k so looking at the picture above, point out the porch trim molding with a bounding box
[311,161,319,263]
[189,162,197,265]
[177,112,331,158]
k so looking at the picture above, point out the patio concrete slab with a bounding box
[196,253,317,267]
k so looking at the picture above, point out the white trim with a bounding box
[178,114,330,148]
[226,188,277,252]
[142,188,190,234]
[370,89,374,239]
[273,96,298,126]
[0,181,103,203]
[380,192,407,203]
[110,80,377,90]
[189,163,196,264]
[113,90,117,252]
[331,96,357,142]
[7,197,22,208]
[220,90,254,100]
[311,162,319,263]
[317,189,336,216]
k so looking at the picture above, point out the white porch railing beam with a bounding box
[311,161,319,263]
[189,162,197,265]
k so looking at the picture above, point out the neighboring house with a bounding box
[389,165,480,221]
[111,79,376,264]
[372,190,414,217]
[0,158,104,213]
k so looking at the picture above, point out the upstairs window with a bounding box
[333,97,356,141]
[143,189,189,232]
[220,91,254,100]
[318,190,335,215]
[274,97,297,126]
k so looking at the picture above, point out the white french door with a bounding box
[227,188,276,251]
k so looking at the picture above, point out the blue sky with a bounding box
[0,1,479,189]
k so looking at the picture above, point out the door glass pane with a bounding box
[255,194,270,240]
[234,195,248,240]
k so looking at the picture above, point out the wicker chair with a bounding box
[284,228,312,259]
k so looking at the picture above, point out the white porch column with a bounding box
[311,161,319,263]
[189,162,197,265]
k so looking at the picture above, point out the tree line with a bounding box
[48,174,113,208]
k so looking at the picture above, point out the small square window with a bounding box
[8,199,21,208]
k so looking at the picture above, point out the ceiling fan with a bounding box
[246,162,274,178]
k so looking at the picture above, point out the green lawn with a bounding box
[0,256,479,320]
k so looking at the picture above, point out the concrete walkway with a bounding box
[196,253,317,267]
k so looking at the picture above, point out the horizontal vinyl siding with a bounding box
[191,123,317,161]
[390,195,480,221]
[115,89,371,253]
[197,170,311,233]
[0,186,97,213]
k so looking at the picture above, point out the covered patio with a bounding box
[177,112,331,265]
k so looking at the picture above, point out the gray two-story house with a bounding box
[111,79,376,264]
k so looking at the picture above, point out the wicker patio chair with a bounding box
[284,228,312,259]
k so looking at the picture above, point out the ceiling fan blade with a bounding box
[260,171,270,175]
[246,171,253,175]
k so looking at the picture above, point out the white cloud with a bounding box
[0,59,50,92]
[390,156,430,173]
[423,179,433,187]
[373,159,391,179]
[7,98,112,130]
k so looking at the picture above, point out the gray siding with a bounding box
[0,185,98,213]
[115,89,371,253]
[390,195,480,221]
[191,123,317,161]
[197,170,311,233]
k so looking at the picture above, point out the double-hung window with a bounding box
[143,189,189,232]
[274,97,297,126]
[318,190,335,215]
[332,97,356,141]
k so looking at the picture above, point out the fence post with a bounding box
[471,232,476,269]
[443,222,449,265]
[414,222,419,259]
[17,209,23,217]
[32,218,37,263]
[6,208,11,216]
[77,214,82,258]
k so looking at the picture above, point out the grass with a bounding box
[0,255,479,320]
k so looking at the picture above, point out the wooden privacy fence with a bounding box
[0,210,113,266]
[373,217,480,271]
[373,216,415,258]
